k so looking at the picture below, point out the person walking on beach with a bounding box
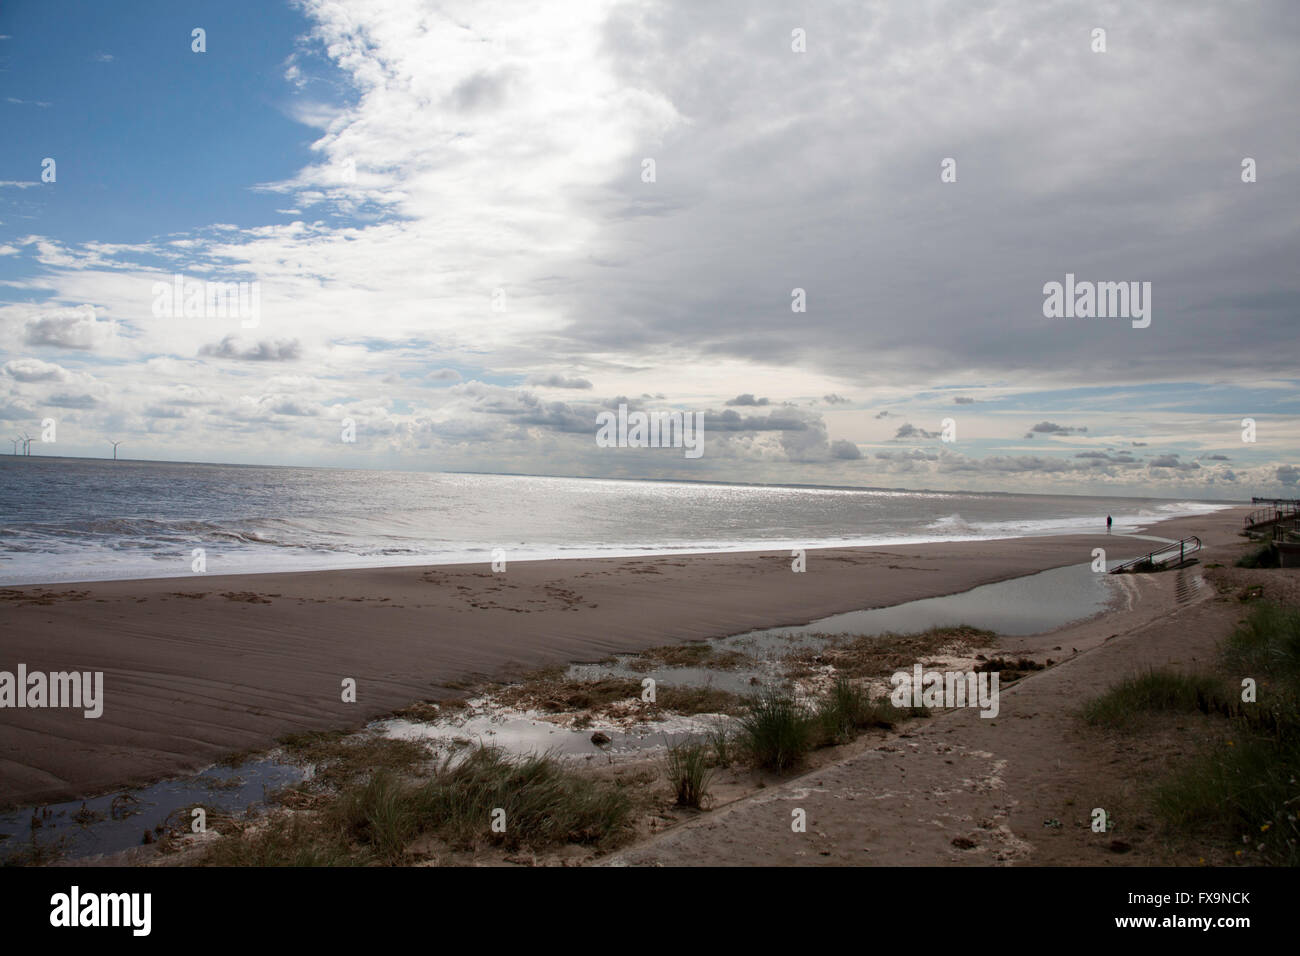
[1106,515,1113,531]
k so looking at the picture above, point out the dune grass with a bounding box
[740,677,928,771]
[738,687,815,771]
[707,724,739,768]
[277,730,433,789]
[1154,732,1300,866]
[415,745,633,851]
[202,743,635,865]
[1086,602,1300,864]
[1082,669,1228,730]
[201,812,355,867]
[664,738,714,808]
[814,676,898,744]
[1220,601,1300,686]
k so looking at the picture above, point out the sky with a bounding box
[1,0,1297,499]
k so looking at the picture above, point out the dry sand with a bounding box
[0,510,1245,809]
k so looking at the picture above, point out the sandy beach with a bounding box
[0,509,1244,809]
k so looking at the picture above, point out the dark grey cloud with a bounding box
[894,422,939,440]
[3,358,65,382]
[24,307,116,350]
[199,336,302,361]
[526,374,593,390]
[712,407,811,431]
[447,68,516,111]
[560,0,1300,389]
[829,439,861,460]
[1150,454,1200,470]
[46,392,99,408]
[876,448,938,462]
[726,393,769,406]
[941,454,1089,475]
[457,382,596,434]
[265,398,321,416]
[1029,421,1087,436]
[1073,450,1140,467]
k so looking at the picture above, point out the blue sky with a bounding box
[1,0,1297,499]
[0,0,331,251]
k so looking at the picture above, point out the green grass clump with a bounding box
[1154,730,1300,866]
[329,770,420,863]
[814,676,885,744]
[201,813,355,866]
[414,745,633,851]
[739,688,815,771]
[664,738,713,809]
[1221,602,1300,688]
[707,724,738,768]
[1087,602,1300,864]
[1082,669,1227,729]
[277,731,433,789]
[203,743,635,864]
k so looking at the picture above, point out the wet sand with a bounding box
[0,509,1245,808]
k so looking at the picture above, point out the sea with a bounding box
[0,456,1236,586]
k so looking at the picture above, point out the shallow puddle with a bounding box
[0,756,303,864]
[734,560,1117,645]
[571,562,1116,693]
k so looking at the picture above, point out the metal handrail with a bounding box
[1109,535,1202,574]
[1244,503,1300,529]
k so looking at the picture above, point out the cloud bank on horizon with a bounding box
[1,0,1297,499]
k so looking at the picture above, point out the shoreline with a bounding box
[0,508,1249,810]
[0,513,1232,590]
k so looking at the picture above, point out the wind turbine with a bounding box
[110,440,123,461]
[19,432,31,456]
[9,438,18,455]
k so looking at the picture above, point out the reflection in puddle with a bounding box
[740,560,1116,641]
[570,562,1116,694]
